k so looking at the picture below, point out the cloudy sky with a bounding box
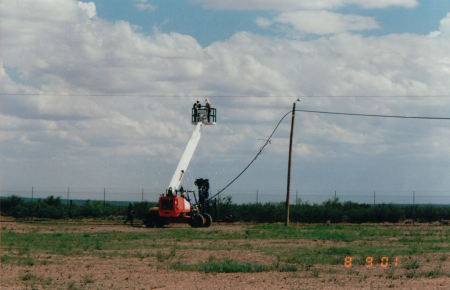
[1,0,450,203]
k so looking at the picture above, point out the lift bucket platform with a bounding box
[192,107,216,125]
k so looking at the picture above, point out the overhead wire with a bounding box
[295,109,450,120]
[207,110,292,201]
[2,92,450,98]
[208,108,450,201]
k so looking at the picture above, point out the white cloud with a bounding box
[135,0,156,12]
[350,0,417,9]
[439,12,450,35]
[1,0,449,195]
[275,10,379,35]
[195,0,418,10]
[255,17,272,28]
[294,143,328,158]
[78,1,96,18]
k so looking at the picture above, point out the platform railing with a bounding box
[192,107,216,124]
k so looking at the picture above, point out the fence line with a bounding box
[1,187,449,205]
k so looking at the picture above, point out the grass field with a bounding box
[1,219,449,289]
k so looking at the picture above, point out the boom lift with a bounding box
[144,104,216,228]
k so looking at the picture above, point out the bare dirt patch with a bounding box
[3,256,449,289]
[1,219,449,289]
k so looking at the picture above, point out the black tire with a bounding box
[144,213,155,228]
[144,210,159,228]
[145,220,155,228]
[155,217,166,228]
[203,213,212,228]
[190,214,204,228]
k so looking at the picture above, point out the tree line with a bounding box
[1,195,449,223]
[215,197,450,223]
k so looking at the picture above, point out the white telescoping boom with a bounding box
[168,122,203,191]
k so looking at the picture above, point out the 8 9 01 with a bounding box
[344,256,399,269]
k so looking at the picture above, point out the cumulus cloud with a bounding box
[275,10,379,35]
[1,0,449,195]
[195,0,418,10]
[135,0,156,12]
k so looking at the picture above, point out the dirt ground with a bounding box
[1,218,449,289]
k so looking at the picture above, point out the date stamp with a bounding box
[344,256,399,269]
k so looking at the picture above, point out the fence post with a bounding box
[296,190,298,205]
[214,198,217,220]
[31,186,34,201]
[67,187,70,207]
[103,188,106,211]
[334,190,337,200]
[141,188,144,202]
[373,191,376,206]
[217,193,220,220]
[256,189,259,204]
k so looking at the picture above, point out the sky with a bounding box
[1,0,450,204]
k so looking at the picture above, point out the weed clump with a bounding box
[403,260,419,270]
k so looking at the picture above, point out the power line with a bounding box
[207,110,292,201]
[295,109,450,120]
[2,92,450,98]
[209,108,450,200]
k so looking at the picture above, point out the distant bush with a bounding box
[1,195,25,217]
[1,195,449,223]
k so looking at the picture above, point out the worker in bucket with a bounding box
[193,100,200,122]
[205,98,211,123]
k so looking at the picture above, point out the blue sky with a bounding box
[93,0,274,45]
[337,0,450,35]
[90,0,450,45]
[1,0,450,203]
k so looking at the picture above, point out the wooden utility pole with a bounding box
[285,102,296,226]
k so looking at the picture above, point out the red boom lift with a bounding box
[144,104,216,228]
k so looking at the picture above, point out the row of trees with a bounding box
[0,195,155,219]
[1,195,449,223]
[216,197,450,223]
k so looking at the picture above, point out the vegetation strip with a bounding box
[2,195,450,223]
[169,259,297,273]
